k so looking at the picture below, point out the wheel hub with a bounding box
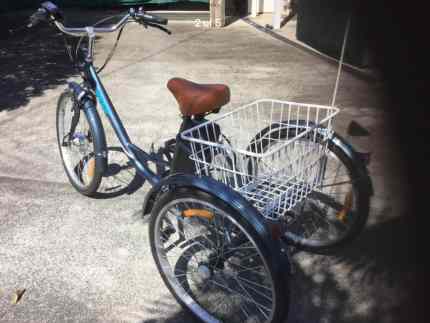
[197,264,212,281]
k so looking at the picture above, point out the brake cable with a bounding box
[92,13,128,74]
[62,34,75,65]
[96,24,125,74]
[61,13,128,74]
[75,13,123,60]
[61,13,167,75]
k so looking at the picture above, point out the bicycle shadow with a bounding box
[332,213,417,285]
[93,146,144,199]
[289,209,417,323]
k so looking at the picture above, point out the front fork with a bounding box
[67,81,108,175]
[67,99,81,144]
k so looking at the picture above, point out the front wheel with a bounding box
[56,90,105,196]
[149,188,289,323]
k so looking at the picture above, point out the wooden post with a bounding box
[210,0,225,28]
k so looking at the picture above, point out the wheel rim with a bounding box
[153,198,277,323]
[284,145,358,247]
[58,96,96,189]
[254,136,358,247]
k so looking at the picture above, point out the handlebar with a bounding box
[53,13,132,37]
[53,11,169,37]
[135,12,168,25]
[26,2,171,70]
[28,2,169,37]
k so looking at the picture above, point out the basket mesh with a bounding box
[181,99,339,220]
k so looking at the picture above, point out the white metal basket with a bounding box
[181,99,339,220]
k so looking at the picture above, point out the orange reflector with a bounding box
[86,158,96,180]
[336,190,353,222]
[183,209,214,220]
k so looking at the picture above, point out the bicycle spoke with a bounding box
[236,275,273,292]
[210,279,271,318]
[153,197,277,323]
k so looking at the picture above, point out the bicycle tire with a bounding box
[56,90,105,196]
[149,187,289,323]
[248,123,371,253]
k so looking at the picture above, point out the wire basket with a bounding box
[181,99,339,220]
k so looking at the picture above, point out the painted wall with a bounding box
[248,0,276,15]
[263,0,273,12]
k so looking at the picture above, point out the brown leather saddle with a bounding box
[167,78,230,116]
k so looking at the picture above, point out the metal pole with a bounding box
[331,14,351,107]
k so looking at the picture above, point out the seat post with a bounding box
[170,116,196,174]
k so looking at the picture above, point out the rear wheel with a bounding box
[149,188,289,323]
[286,137,370,252]
[56,90,103,196]
[250,125,371,253]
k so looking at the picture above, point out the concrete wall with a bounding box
[263,0,273,12]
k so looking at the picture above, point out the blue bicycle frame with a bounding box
[87,64,162,185]
[70,58,205,190]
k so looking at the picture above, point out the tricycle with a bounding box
[26,2,372,322]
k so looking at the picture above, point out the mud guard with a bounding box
[82,101,108,176]
[67,82,108,175]
[143,173,291,271]
[330,133,374,196]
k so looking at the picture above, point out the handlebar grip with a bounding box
[28,8,48,28]
[137,12,168,25]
